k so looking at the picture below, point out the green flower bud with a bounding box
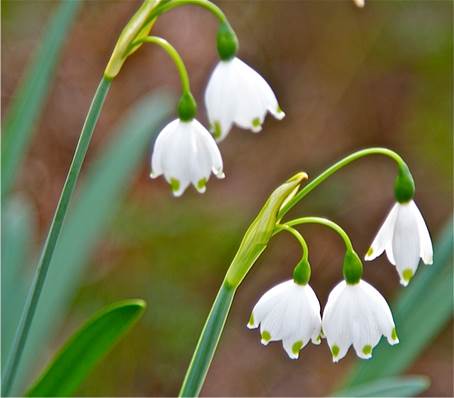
[394,163,415,203]
[217,22,239,61]
[225,172,307,288]
[293,258,311,285]
[177,92,197,121]
[343,249,363,285]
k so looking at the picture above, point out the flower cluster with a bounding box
[247,167,432,361]
[150,21,284,196]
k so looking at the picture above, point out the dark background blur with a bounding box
[2,0,452,396]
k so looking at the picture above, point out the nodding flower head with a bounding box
[365,200,433,286]
[205,57,285,142]
[150,118,224,196]
[322,279,398,362]
[248,280,322,359]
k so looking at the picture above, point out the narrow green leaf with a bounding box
[1,0,82,198]
[10,92,172,394]
[342,219,453,387]
[1,197,35,367]
[26,299,146,397]
[334,376,430,397]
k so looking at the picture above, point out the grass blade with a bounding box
[341,219,453,387]
[26,299,146,397]
[334,376,430,397]
[10,92,172,395]
[1,0,82,198]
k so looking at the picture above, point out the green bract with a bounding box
[225,172,307,287]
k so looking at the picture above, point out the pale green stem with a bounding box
[279,147,407,218]
[132,36,191,94]
[153,0,227,24]
[284,217,354,252]
[274,224,309,261]
[1,78,111,396]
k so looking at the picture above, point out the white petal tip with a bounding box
[215,171,225,179]
[261,339,270,346]
[150,172,159,179]
[247,323,257,330]
[251,125,262,133]
[274,111,286,120]
[389,338,399,346]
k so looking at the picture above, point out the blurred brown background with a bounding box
[2,0,452,396]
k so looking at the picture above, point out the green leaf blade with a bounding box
[1,0,82,198]
[334,376,430,397]
[26,299,146,397]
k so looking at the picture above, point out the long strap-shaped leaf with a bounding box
[26,299,146,397]
[333,376,430,397]
[1,0,82,198]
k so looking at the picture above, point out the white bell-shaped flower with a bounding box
[204,57,285,141]
[365,200,433,286]
[322,280,398,362]
[247,280,322,359]
[150,118,224,196]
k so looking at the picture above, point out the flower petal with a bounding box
[410,200,433,265]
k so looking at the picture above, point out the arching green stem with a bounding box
[154,0,227,24]
[274,224,308,261]
[132,36,191,94]
[279,147,409,218]
[284,217,354,252]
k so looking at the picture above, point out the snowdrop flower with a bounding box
[205,22,284,141]
[322,280,398,362]
[205,57,285,141]
[247,280,322,359]
[150,118,224,196]
[365,200,433,286]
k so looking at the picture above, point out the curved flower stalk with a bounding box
[205,22,285,141]
[322,279,398,362]
[365,200,433,286]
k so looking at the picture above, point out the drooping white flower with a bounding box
[150,118,224,196]
[322,280,398,362]
[205,57,285,141]
[247,280,322,359]
[365,200,433,286]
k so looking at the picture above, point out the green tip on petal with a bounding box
[261,330,271,343]
[316,335,322,343]
[366,247,373,257]
[197,178,207,190]
[170,178,180,193]
[403,268,414,283]
[252,117,261,128]
[277,104,283,114]
[212,121,222,139]
[248,313,255,327]
[391,327,398,341]
[362,344,372,356]
[292,340,303,355]
[331,344,340,357]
